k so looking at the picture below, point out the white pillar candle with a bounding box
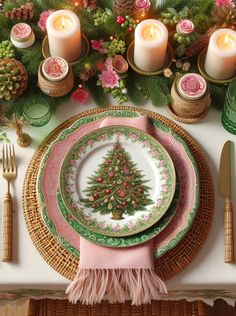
[134,19,168,72]
[46,10,81,63]
[204,28,236,80]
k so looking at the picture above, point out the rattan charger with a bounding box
[23,106,214,282]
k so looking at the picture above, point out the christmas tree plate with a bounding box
[37,109,199,254]
[59,126,176,237]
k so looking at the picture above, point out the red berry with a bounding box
[128,26,133,32]
[92,204,96,208]
[138,188,143,193]
[97,177,103,183]
[117,15,125,24]
[116,204,121,209]
[109,172,114,177]
[122,201,127,206]
[93,193,99,198]
[119,190,125,197]
[105,189,111,194]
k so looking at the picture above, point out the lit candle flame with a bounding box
[61,17,65,29]
[224,34,229,46]
[150,26,154,39]
[75,1,79,6]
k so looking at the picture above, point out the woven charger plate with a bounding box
[23,106,214,281]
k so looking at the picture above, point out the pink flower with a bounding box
[130,134,138,140]
[163,173,169,179]
[159,160,165,167]
[71,160,77,166]
[79,147,85,154]
[71,87,89,104]
[161,185,168,193]
[99,68,119,89]
[68,214,75,222]
[134,0,151,11]
[71,202,77,209]
[215,0,235,7]
[98,222,105,228]
[105,58,113,71]
[127,222,135,228]
[176,20,195,35]
[142,215,150,221]
[91,39,107,54]
[143,140,149,147]
[113,225,121,231]
[38,10,54,32]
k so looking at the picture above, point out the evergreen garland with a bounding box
[0,0,234,120]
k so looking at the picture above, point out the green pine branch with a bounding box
[209,83,227,110]
[97,0,113,10]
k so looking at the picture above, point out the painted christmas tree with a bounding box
[82,140,153,220]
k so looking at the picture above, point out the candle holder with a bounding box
[197,48,236,85]
[168,75,211,124]
[42,34,89,66]
[127,42,173,76]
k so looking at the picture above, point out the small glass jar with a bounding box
[10,23,35,49]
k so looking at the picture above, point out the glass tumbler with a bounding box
[23,97,51,127]
[222,79,236,135]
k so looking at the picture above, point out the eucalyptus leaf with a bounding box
[167,7,178,15]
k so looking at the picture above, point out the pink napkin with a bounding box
[66,115,167,305]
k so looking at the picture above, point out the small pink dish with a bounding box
[177,73,207,100]
[42,56,69,82]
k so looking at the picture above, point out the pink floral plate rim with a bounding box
[37,110,199,258]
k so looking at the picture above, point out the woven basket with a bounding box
[38,62,74,97]
[171,77,211,119]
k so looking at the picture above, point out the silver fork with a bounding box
[2,144,17,262]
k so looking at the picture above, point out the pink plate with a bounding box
[37,112,198,258]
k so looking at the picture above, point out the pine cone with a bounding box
[79,67,97,82]
[5,1,34,20]
[114,0,134,15]
[0,58,28,100]
[186,26,219,57]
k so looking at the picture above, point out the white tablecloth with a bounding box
[0,101,236,306]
